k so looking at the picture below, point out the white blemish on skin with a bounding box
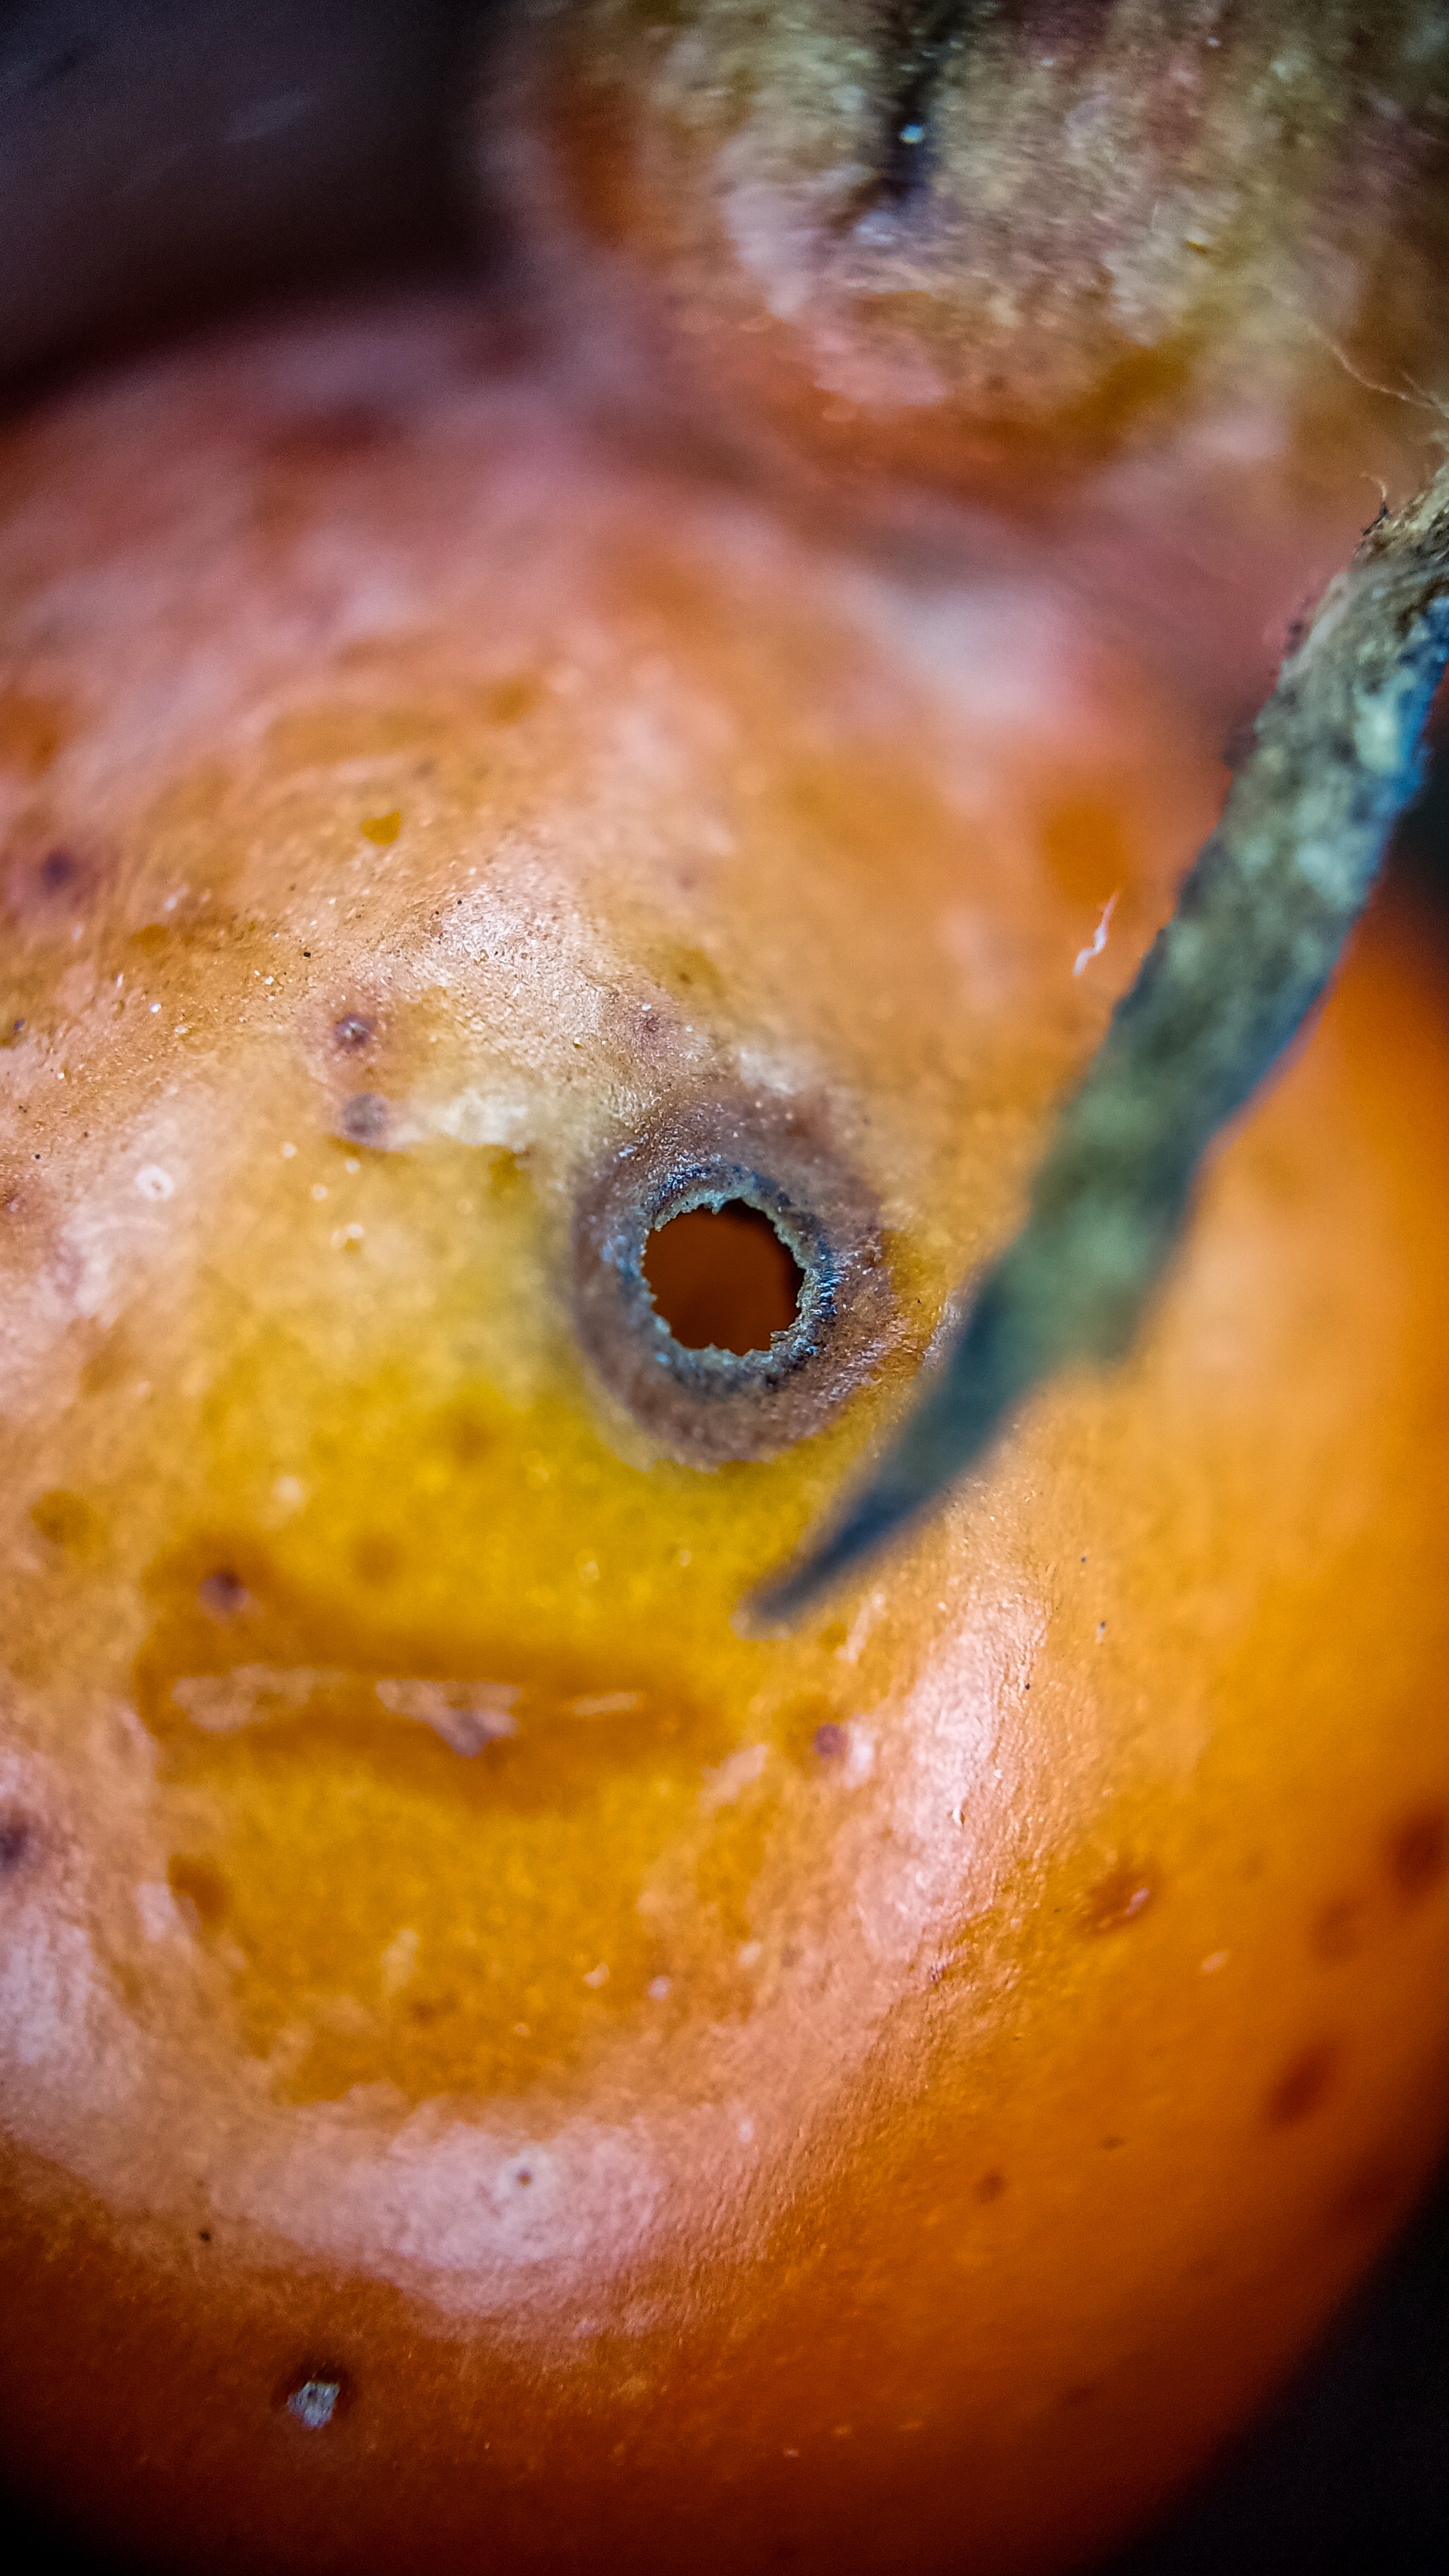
[0,1908,118,2079]
[842,1723,877,1789]
[840,1590,885,1663]
[172,1665,328,1730]
[212,2113,665,2308]
[135,1881,184,1941]
[438,870,615,1068]
[134,1163,175,1201]
[700,1742,769,1812]
[1073,891,1120,976]
[431,1088,533,1152]
[376,1679,518,1756]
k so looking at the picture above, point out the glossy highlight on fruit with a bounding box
[2,280,1449,2575]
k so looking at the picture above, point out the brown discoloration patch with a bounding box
[167,1854,230,1932]
[4,836,113,932]
[438,1407,497,1468]
[1081,1861,1155,1935]
[339,1091,390,1148]
[351,1533,404,1589]
[974,2170,1007,2204]
[29,1488,105,1556]
[197,1568,253,1620]
[1265,2041,1339,2130]
[265,703,444,770]
[0,1810,33,1873]
[1385,1806,1449,1905]
[78,1323,136,1400]
[1311,1894,1366,1963]
[485,673,544,726]
[359,810,401,847]
[0,688,74,779]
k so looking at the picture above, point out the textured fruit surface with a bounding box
[497,0,1449,503]
[2,303,1449,2576]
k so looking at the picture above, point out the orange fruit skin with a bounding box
[2,303,1449,2575]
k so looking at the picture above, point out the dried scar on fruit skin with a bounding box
[754,463,1449,1624]
[500,0,1449,473]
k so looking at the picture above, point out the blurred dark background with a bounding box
[0,2,1445,2570]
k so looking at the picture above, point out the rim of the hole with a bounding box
[634,1172,834,1377]
[641,1194,808,1357]
[571,1095,897,1464]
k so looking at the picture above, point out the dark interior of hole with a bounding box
[642,1202,804,1355]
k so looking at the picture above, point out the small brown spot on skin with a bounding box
[1081,1861,1155,1935]
[359,810,401,846]
[485,673,542,725]
[1265,2041,1339,2130]
[197,1568,252,1619]
[167,1855,230,1932]
[974,2170,1006,2204]
[0,689,73,779]
[340,1090,389,1146]
[30,1488,105,1555]
[78,1325,133,1398]
[1311,1895,1366,1963]
[1385,1807,1449,1905]
[352,1533,403,1587]
[0,1812,33,1873]
[441,1409,495,1467]
[333,1014,376,1053]
[813,1722,848,1762]
[5,838,111,931]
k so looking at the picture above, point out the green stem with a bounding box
[752,464,1449,1628]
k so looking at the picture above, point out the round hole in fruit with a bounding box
[571,1095,895,1465]
[641,1199,803,1355]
